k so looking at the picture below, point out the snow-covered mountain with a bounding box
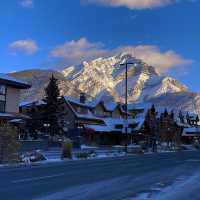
[10,53,200,115]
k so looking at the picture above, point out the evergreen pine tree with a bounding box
[44,75,61,138]
[179,110,184,123]
[196,115,199,124]
[186,112,190,124]
[25,107,43,140]
[170,110,174,120]
[164,108,168,117]
[150,104,156,114]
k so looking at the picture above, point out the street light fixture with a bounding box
[120,60,135,153]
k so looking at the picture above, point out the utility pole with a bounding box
[120,60,134,153]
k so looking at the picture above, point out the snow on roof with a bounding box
[85,124,111,132]
[188,113,198,119]
[64,96,138,133]
[76,111,104,122]
[9,119,24,124]
[128,102,151,110]
[20,100,46,107]
[0,113,14,117]
[0,73,30,88]
[64,98,104,121]
[0,112,30,120]
[183,126,200,136]
[134,112,146,131]
[64,96,95,108]
[103,102,118,111]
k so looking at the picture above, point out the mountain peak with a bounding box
[10,53,200,116]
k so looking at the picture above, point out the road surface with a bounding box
[1,151,200,200]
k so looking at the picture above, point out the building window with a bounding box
[0,85,6,95]
[0,100,5,113]
[115,124,123,129]
[128,124,136,128]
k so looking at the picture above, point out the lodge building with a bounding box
[0,73,31,126]
[20,92,200,146]
[58,94,137,145]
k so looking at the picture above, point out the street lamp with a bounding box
[120,60,135,153]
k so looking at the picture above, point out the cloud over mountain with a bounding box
[50,38,107,65]
[83,0,172,9]
[116,45,192,73]
[50,37,192,73]
[83,0,196,10]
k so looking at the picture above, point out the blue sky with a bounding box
[0,0,200,91]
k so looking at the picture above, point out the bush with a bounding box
[193,143,200,149]
[76,152,90,159]
[61,138,72,159]
[0,124,20,164]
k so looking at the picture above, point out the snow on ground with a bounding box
[130,172,200,200]
[34,165,200,200]
[0,145,198,168]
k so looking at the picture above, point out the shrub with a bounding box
[61,138,72,159]
[0,124,20,164]
[193,143,200,149]
[76,152,90,159]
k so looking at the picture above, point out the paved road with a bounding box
[1,151,200,200]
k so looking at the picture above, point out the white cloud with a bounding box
[19,0,34,8]
[115,45,192,72]
[83,0,172,9]
[83,0,196,10]
[50,38,192,73]
[9,39,38,55]
[50,38,108,64]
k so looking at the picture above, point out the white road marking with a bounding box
[12,173,65,183]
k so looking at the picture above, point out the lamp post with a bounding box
[120,60,134,153]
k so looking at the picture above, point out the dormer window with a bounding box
[0,85,6,112]
[0,101,5,113]
[0,85,6,95]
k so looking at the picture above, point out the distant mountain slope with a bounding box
[10,69,82,102]
[9,54,200,116]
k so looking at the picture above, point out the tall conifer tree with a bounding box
[44,75,61,137]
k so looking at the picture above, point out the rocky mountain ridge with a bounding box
[10,53,200,115]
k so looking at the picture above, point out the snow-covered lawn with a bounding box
[0,144,199,168]
[0,148,127,167]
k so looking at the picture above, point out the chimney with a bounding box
[80,93,86,104]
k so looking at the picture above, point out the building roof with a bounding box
[85,124,111,132]
[20,100,46,107]
[0,73,31,89]
[63,96,137,133]
[103,102,118,112]
[63,97,105,122]
[182,126,200,136]
[128,102,152,111]
[134,112,146,131]
[64,96,95,108]
[0,112,30,120]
